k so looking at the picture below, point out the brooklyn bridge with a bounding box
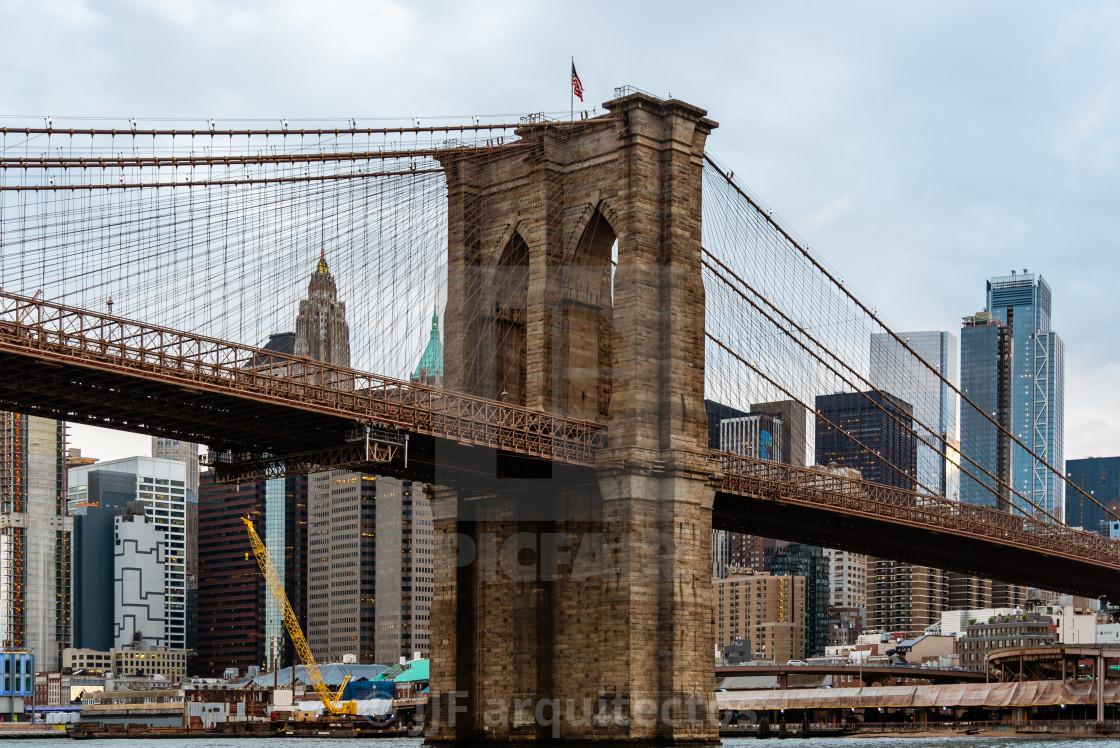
[0,89,1116,742]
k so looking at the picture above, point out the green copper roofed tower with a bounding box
[412,307,443,387]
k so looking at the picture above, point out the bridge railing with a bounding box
[714,450,1120,566]
[0,290,607,465]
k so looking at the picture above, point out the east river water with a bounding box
[3,738,1120,747]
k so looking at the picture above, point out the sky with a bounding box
[2,0,1119,462]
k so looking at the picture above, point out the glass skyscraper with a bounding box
[1065,456,1120,534]
[959,311,1011,510]
[815,391,917,490]
[960,272,1064,519]
[869,331,959,498]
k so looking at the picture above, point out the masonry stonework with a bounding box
[429,92,718,743]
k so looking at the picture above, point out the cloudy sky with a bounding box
[3,0,1119,462]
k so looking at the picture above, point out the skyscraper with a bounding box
[373,477,433,664]
[960,311,1013,510]
[770,544,829,658]
[815,391,916,489]
[114,502,167,648]
[1065,456,1120,534]
[242,329,303,671]
[0,414,70,671]
[962,272,1064,518]
[195,472,308,677]
[705,400,785,579]
[150,436,198,655]
[196,475,265,676]
[194,326,310,675]
[69,457,188,651]
[869,331,959,499]
[751,400,809,468]
[272,251,356,668]
[151,438,199,498]
[294,249,350,370]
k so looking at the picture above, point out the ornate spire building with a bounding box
[412,308,444,387]
[294,250,350,368]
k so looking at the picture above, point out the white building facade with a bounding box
[69,457,188,650]
[113,510,167,648]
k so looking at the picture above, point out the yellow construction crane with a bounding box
[242,517,355,716]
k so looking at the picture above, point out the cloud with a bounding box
[1051,6,1120,63]
[1065,359,1120,459]
[1057,80,1120,169]
[802,195,854,233]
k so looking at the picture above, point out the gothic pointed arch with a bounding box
[558,205,616,421]
[563,199,620,262]
[491,230,529,405]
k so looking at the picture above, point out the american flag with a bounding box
[571,62,584,102]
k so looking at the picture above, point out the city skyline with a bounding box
[0,10,1117,729]
[9,3,1112,464]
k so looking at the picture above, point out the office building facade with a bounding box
[751,400,809,467]
[824,548,868,612]
[151,438,199,497]
[196,475,265,676]
[1065,456,1120,533]
[374,478,433,664]
[815,391,916,490]
[815,397,946,635]
[113,504,167,648]
[706,400,797,580]
[306,470,376,664]
[305,472,433,665]
[960,310,1014,509]
[869,331,959,499]
[149,436,198,654]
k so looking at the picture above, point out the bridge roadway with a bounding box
[1,289,1119,600]
[715,664,986,686]
[0,290,603,482]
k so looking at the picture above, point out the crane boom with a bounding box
[242,517,354,715]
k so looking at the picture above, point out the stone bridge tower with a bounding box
[430,92,718,743]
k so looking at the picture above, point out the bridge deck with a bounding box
[0,291,604,467]
[714,452,1120,599]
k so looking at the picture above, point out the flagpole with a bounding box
[570,56,574,122]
